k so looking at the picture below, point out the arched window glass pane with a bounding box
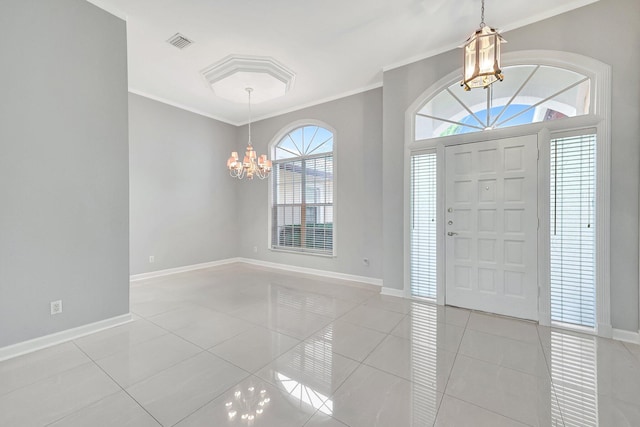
[272,125,334,255]
[275,125,333,159]
[415,65,591,140]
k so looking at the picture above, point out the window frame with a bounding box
[268,120,337,257]
[549,130,598,328]
[403,50,611,337]
[409,149,438,300]
[415,64,593,140]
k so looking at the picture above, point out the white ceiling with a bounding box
[88,0,597,125]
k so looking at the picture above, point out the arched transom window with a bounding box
[415,65,591,140]
[271,124,334,255]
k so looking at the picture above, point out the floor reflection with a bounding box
[271,286,336,414]
[262,284,608,426]
[276,372,332,415]
[273,332,334,415]
[409,302,440,425]
[16,263,640,426]
[225,386,271,423]
[551,330,598,426]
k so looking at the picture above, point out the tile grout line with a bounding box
[142,311,243,353]
[87,331,212,388]
[454,332,553,378]
[436,314,544,427]
[433,310,471,423]
[74,329,254,420]
[0,357,95,401]
[293,303,400,427]
[69,341,165,427]
[205,339,296,377]
[42,389,124,426]
[536,326,567,427]
[73,328,251,426]
[166,371,279,427]
[438,394,539,427]
[62,267,590,426]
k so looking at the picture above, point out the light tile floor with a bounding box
[2,263,640,426]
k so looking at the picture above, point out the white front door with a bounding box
[445,135,538,320]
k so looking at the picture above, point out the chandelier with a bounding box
[461,0,505,91]
[226,88,272,179]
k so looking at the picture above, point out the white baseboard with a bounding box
[598,322,613,339]
[0,313,132,362]
[612,328,640,344]
[237,257,383,288]
[380,287,406,298]
[130,258,242,282]
[129,257,383,289]
[538,312,551,327]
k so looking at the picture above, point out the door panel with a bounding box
[445,135,538,320]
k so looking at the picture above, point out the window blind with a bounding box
[272,155,333,253]
[410,151,437,299]
[550,133,596,327]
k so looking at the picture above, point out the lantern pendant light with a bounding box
[461,0,505,91]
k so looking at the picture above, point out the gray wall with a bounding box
[382,0,640,331]
[236,89,384,281]
[129,94,239,275]
[0,0,129,347]
[5,0,635,352]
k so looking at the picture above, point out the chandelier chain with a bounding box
[247,87,253,146]
[480,0,486,28]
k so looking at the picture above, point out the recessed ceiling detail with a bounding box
[201,55,296,104]
[166,33,194,50]
[88,0,598,124]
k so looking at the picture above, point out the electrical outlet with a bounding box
[50,300,63,315]
[149,255,155,263]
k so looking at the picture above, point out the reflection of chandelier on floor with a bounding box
[225,385,271,422]
[227,87,272,180]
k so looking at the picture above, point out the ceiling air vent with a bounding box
[167,33,194,50]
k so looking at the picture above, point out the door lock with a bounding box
[447,231,458,236]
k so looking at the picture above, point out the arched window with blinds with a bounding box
[271,124,335,255]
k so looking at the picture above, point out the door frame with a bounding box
[406,127,547,311]
[403,50,611,336]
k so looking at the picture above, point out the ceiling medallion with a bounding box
[201,55,295,103]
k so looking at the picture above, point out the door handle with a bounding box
[447,232,458,236]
